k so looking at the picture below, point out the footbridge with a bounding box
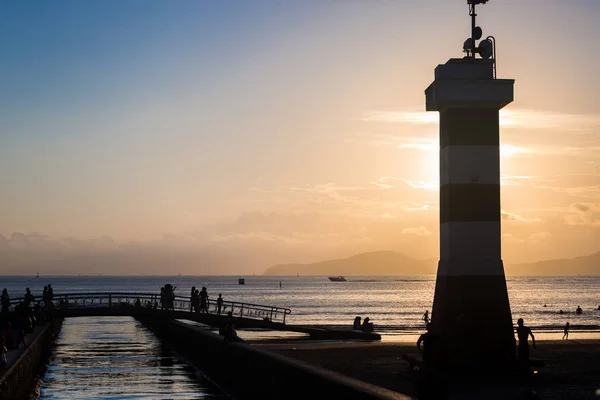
[11,292,291,329]
[10,292,380,340]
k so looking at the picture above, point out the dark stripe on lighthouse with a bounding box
[440,184,500,223]
[440,108,499,149]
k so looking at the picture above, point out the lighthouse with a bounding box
[425,0,516,368]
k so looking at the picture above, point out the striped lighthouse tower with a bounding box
[424,2,516,369]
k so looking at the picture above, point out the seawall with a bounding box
[139,317,414,400]
[0,319,63,400]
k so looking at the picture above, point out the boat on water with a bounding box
[238,278,245,285]
[328,276,346,282]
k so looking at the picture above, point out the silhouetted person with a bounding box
[417,323,435,367]
[24,288,35,308]
[353,316,361,330]
[575,305,582,315]
[1,289,9,313]
[223,311,238,341]
[47,284,54,302]
[516,318,535,367]
[42,286,48,308]
[0,337,6,369]
[362,317,374,332]
[563,322,570,340]
[216,294,223,315]
[559,310,564,314]
[134,298,141,308]
[160,286,165,310]
[422,310,430,325]
[199,287,208,313]
[190,286,196,311]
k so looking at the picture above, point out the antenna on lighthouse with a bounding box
[463,0,497,77]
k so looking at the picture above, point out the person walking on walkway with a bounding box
[563,322,570,340]
[422,310,430,325]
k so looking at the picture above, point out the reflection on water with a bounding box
[38,317,229,399]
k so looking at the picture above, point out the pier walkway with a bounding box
[8,292,381,340]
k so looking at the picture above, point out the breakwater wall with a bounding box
[0,318,63,400]
[139,317,413,400]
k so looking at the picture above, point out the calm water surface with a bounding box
[2,275,599,332]
[38,317,229,399]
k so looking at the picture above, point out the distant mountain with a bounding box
[263,250,600,276]
[507,251,600,276]
[263,251,436,276]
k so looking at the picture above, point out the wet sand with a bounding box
[256,339,600,399]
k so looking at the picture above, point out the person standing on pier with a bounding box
[216,293,223,315]
[199,287,209,313]
[516,318,536,368]
[1,289,9,313]
[24,288,35,308]
[190,286,196,312]
[422,310,430,325]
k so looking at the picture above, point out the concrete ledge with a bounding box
[139,317,413,400]
[0,319,63,399]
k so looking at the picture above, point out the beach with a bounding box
[258,339,600,399]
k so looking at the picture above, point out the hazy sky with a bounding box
[1,1,599,274]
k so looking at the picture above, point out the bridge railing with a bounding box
[7,292,292,324]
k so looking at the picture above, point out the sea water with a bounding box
[1,275,598,333]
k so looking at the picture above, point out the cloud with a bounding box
[527,232,552,244]
[402,226,432,236]
[565,202,600,227]
[501,210,542,223]
[405,180,439,191]
[362,109,600,132]
[371,176,403,189]
[502,232,552,244]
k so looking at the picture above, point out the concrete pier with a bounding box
[139,316,409,400]
[0,319,63,399]
[425,58,516,369]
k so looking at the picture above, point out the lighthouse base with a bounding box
[430,259,516,370]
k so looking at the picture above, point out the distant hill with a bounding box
[263,251,436,276]
[263,250,600,276]
[507,251,600,276]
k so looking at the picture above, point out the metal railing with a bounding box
[6,292,292,324]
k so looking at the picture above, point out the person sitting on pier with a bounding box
[216,294,223,315]
[223,311,239,341]
[353,316,361,330]
[362,317,374,333]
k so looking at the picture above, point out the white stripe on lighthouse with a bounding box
[440,145,500,185]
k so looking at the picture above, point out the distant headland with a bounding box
[263,250,600,276]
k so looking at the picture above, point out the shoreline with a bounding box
[261,339,600,399]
